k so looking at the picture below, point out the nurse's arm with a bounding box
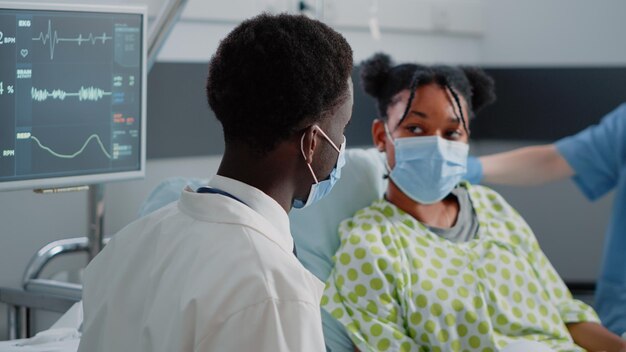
[567,321,626,352]
[480,144,573,186]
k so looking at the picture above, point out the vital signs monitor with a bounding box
[0,2,146,191]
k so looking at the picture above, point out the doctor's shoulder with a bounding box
[243,229,323,300]
[94,201,180,257]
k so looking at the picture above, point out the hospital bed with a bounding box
[0,147,387,351]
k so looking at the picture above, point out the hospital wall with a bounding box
[0,0,625,341]
[481,0,626,67]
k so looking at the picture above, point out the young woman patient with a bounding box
[321,53,626,352]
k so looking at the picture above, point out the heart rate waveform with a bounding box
[30,134,112,159]
[32,20,113,60]
[31,86,112,102]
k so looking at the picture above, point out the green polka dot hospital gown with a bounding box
[322,183,599,352]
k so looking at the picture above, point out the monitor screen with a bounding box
[0,2,146,191]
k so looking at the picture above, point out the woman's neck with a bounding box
[385,181,460,229]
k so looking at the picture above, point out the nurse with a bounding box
[467,103,626,335]
[78,14,353,352]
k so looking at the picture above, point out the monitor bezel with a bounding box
[0,1,147,192]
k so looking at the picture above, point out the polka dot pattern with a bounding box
[321,184,599,351]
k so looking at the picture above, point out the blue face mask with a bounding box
[385,125,468,204]
[293,126,346,209]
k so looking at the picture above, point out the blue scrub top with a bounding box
[555,103,626,335]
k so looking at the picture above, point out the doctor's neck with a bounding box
[217,143,299,213]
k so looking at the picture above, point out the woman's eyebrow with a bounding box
[448,115,461,123]
[410,110,428,118]
[409,110,460,124]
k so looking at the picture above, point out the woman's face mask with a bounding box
[293,126,346,209]
[385,123,468,204]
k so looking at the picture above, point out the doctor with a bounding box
[466,103,626,335]
[78,13,353,352]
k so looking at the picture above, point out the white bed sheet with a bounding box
[0,338,79,352]
[0,302,82,352]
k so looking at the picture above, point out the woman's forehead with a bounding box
[388,84,469,125]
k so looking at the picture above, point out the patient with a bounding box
[321,54,626,352]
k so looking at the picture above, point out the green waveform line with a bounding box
[30,134,112,159]
[32,19,113,60]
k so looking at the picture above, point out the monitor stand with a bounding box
[87,184,105,261]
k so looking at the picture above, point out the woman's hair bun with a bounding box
[360,52,393,98]
[461,67,496,112]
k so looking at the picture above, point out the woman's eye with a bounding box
[406,126,424,135]
[447,130,463,139]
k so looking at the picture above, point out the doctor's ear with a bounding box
[372,119,387,152]
[300,125,319,164]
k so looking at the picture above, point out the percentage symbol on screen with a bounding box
[7,85,14,94]
[0,31,3,45]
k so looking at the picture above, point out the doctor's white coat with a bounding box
[78,179,326,352]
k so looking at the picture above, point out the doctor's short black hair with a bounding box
[361,53,496,124]
[206,13,353,154]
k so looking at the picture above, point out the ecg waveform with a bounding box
[31,86,112,102]
[30,134,112,159]
[32,20,113,60]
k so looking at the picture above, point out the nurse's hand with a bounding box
[464,155,483,184]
